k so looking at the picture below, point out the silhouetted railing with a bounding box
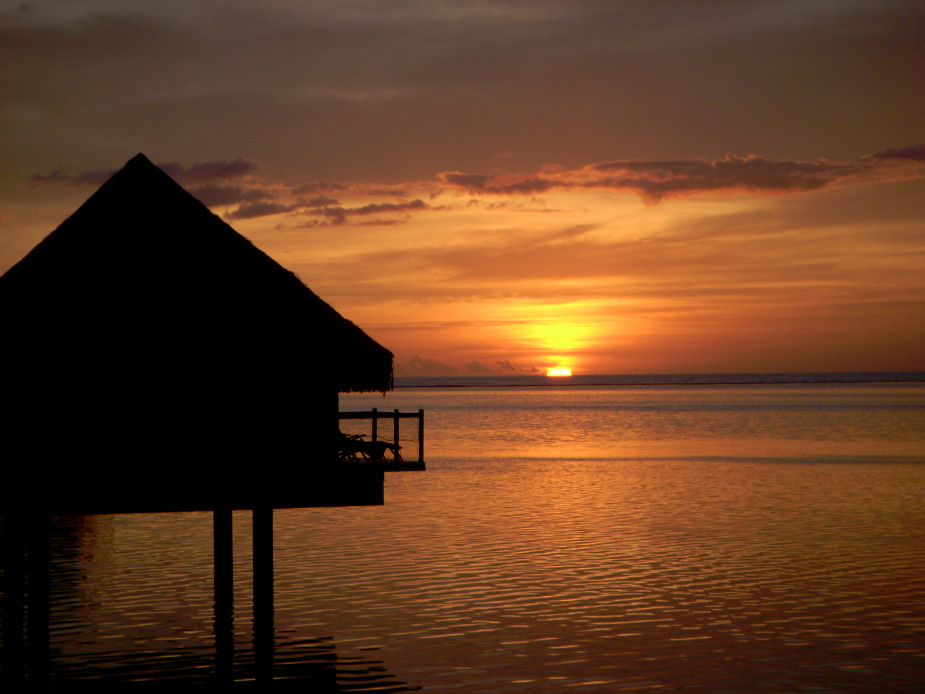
[338,408,425,469]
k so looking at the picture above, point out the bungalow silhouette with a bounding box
[0,153,393,513]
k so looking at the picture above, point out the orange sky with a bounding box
[2,2,924,375]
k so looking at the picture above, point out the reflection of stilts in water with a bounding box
[0,153,422,690]
[212,506,277,685]
[2,514,51,690]
[1,508,280,687]
[3,514,96,689]
[2,510,420,691]
[2,513,26,688]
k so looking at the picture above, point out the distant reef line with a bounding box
[392,372,925,389]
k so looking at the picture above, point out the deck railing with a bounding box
[338,408,425,469]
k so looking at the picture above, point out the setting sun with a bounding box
[546,367,572,377]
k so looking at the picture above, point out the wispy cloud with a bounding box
[27,156,437,225]
[296,199,429,226]
[214,145,925,225]
[159,159,258,183]
[397,355,459,377]
[225,200,301,220]
[438,145,925,203]
[30,158,259,187]
[291,182,349,195]
[186,184,271,208]
[25,146,925,235]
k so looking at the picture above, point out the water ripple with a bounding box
[11,384,925,691]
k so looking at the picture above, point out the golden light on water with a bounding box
[547,367,573,377]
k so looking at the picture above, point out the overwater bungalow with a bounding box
[1,154,424,686]
[0,153,403,513]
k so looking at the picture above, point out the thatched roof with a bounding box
[0,153,393,393]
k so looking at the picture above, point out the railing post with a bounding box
[337,408,425,466]
[418,409,424,464]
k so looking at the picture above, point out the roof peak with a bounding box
[126,152,153,164]
[121,152,157,173]
[95,153,190,205]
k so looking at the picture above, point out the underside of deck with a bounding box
[2,463,385,516]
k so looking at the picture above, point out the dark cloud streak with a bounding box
[872,144,925,162]
[303,199,429,225]
[225,200,299,220]
[159,159,258,183]
[187,184,271,208]
[439,146,925,203]
[30,158,258,188]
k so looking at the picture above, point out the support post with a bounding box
[253,507,274,682]
[393,409,400,451]
[371,408,378,442]
[213,508,234,684]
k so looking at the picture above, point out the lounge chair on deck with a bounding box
[338,432,403,463]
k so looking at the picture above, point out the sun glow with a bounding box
[528,321,590,353]
[547,367,573,377]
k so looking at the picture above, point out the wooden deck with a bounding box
[1,417,424,686]
[2,464,384,516]
[339,408,427,471]
[1,460,387,687]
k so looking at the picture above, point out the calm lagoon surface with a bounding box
[12,380,925,691]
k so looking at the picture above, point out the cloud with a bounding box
[465,360,495,374]
[303,195,341,207]
[187,184,271,208]
[30,158,259,188]
[29,168,116,187]
[206,146,925,223]
[224,200,299,220]
[438,146,925,203]
[439,172,491,188]
[158,159,258,183]
[291,182,349,195]
[305,199,428,225]
[396,355,459,377]
[590,156,835,200]
[438,171,555,195]
[355,199,427,215]
[871,144,925,162]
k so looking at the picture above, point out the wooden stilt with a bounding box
[253,507,274,682]
[213,508,234,684]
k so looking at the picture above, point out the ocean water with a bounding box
[5,378,925,691]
